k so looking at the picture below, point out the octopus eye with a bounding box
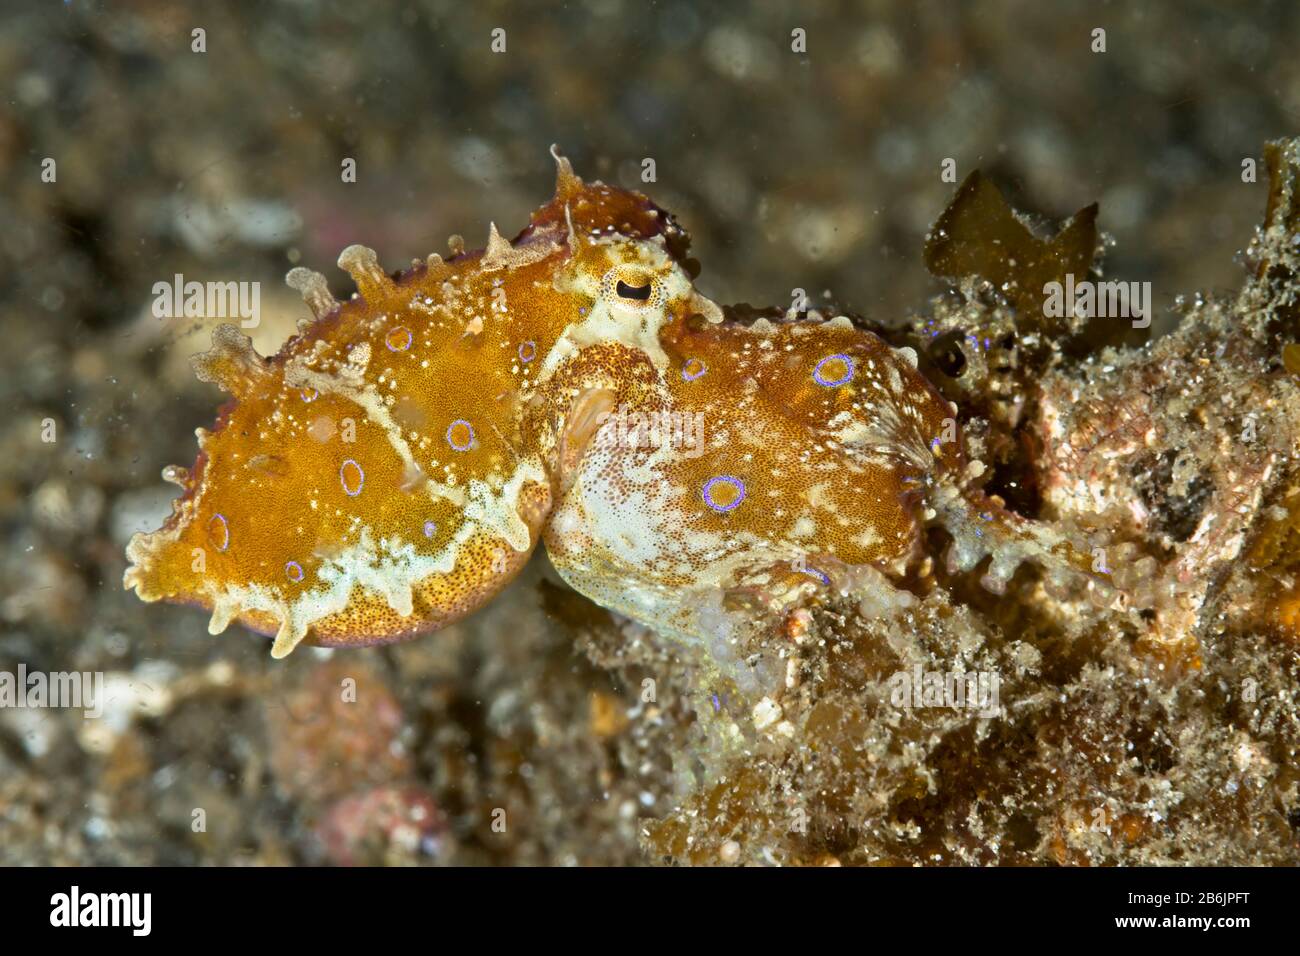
[601,266,661,307]
[616,280,653,301]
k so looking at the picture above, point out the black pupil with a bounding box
[616,280,652,301]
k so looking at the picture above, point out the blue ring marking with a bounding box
[340,459,365,496]
[446,420,475,452]
[801,566,830,586]
[702,475,746,513]
[208,513,230,552]
[813,353,855,387]
[386,327,413,352]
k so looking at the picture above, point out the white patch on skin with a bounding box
[681,527,727,553]
[347,341,372,373]
[541,240,699,377]
[836,398,930,471]
[807,483,832,509]
[203,524,426,658]
[835,418,873,446]
[463,457,547,553]
[204,455,547,658]
[584,481,680,566]
[213,510,494,658]
[854,526,882,550]
[562,440,681,569]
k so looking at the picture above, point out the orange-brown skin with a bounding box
[125,149,1100,660]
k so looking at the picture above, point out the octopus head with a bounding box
[525,156,722,365]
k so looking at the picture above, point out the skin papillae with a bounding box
[124,148,1109,660]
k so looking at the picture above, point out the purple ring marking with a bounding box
[386,326,413,352]
[423,520,437,539]
[813,353,855,387]
[681,358,707,381]
[702,475,746,513]
[301,387,319,403]
[339,459,365,497]
[285,561,304,583]
[518,340,537,363]
[208,513,230,552]
[446,419,474,452]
